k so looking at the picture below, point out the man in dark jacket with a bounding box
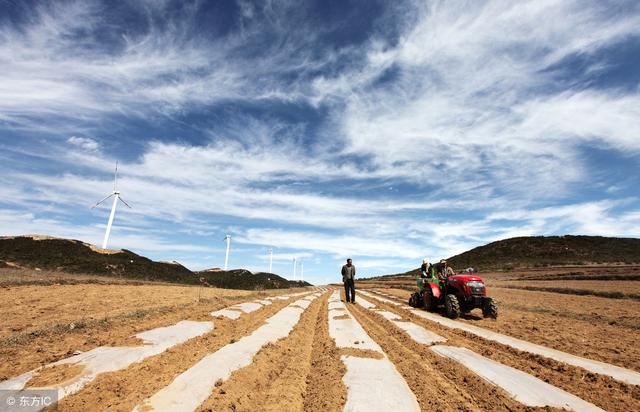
[433,259,450,282]
[341,258,356,303]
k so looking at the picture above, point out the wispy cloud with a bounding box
[67,136,99,151]
[1,1,639,280]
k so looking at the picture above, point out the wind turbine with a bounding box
[300,259,304,282]
[223,235,231,270]
[268,248,273,273]
[292,257,297,280]
[91,161,131,249]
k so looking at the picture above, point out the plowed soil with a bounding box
[361,289,640,411]
[2,271,639,411]
[0,281,304,380]
[55,296,296,411]
[380,286,640,370]
[345,293,535,412]
[199,292,347,411]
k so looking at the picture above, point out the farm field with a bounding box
[1,269,639,411]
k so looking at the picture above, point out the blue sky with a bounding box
[1,0,639,285]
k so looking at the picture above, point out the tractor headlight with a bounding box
[465,281,485,294]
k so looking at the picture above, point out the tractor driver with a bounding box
[433,259,449,282]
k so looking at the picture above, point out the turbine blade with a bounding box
[118,196,132,209]
[114,161,118,192]
[91,194,114,209]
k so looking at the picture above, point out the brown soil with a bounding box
[26,363,85,387]
[345,293,535,412]
[379,286,640,370]
[2,280,636,410]
[303,293,349,412]
[0,282,302,380]
[54,296,297,411]
[337,348,384,359]
[198,292,347,412]
[0,281,257,339]
[362,289,640,411]
[495,280,640,299]
[0,267,175,286]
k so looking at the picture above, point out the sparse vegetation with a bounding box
[0,236,311,289]
[364,236,640,279]
[196,269,311,290]
[447,235,640,271]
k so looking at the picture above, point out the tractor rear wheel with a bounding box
[445,294,461,319]
[408,292,423,308]
[423,289,436,312]
[482,298,498,319]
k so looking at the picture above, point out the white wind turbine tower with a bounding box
[268,248,273,273]
[223,235,231,270]
[292,257,297,280]
[91,161,131,249]
[300,259,304,282]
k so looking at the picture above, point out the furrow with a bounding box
[357,295,603,411]
[0,321,213,410]
[198,290,346,411]
[133,293,322,412]
[366,289,640,386]
[327,291,420,412]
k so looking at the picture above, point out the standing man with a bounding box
[341,258,356,303]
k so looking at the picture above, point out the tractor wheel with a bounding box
[482,298,498,319]
[423,289,436,312]
[445,294,461,319]
[408,292,423,308]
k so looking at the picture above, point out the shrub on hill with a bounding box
[0,236,310,289]
[365,235,640,279]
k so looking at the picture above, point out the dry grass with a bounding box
[0,279,258,340]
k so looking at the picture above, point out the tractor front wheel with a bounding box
[482,298,498,319]
[445,294,461,319]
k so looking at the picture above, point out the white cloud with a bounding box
[235,228,425,259]
[314,0,640,197]
[257,252,314,262]
[67,136,99,151]
[1,1,639,280]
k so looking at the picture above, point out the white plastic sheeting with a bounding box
[431,346,603,411]
[133,294,319,412]
[410,309,640,386]
[365,289,640,386]
[209,309,243,320]
[359,293,604,410]
[230,302,263,313]
[211,291,314,320]
[357,296,446,346]
[358,290,401,306]
[0,320,213,410]
[327,291,420,412]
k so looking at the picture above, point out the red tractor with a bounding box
[408,272,498,319]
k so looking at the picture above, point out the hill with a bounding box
[447,235,640,270]
[369,235,640,279]
[196,268,310,290]
[0,236,310,289]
